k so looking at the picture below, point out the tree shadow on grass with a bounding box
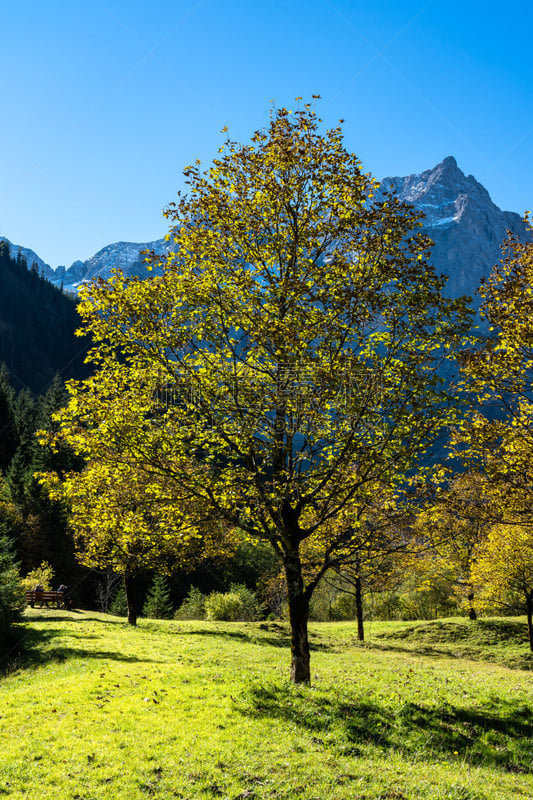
[368,641,533,672]
[1,624,157,677]
[238,683,533,773]
[168,625,331,651]
[25,610,127,625]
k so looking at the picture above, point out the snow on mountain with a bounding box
[50,238,170,291]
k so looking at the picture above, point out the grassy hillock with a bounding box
[1,611,532,799]
[371,618,533,672]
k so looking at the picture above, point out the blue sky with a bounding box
[1,0,531,268]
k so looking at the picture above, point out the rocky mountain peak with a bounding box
[382,158,529,302]
[380,156,494,228]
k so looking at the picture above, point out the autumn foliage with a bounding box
[44,102,473,679]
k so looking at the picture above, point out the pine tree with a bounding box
[142,575,174,619]
[0,536,25,649]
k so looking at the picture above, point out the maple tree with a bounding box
[318,491,412,640]
[471,523,533,650]
[457,222,533,515]
[41,443,231,625]
[418,472,489,619]
[455,224,533,648]
[50,101,472,681]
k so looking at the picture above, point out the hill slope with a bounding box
[0,241,88,393]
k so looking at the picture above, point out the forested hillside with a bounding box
[0,240,88,393]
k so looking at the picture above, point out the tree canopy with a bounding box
[458,221,533,513]
[50,102,473,681]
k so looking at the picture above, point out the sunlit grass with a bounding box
[1,610,532,799]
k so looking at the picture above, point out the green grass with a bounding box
[1,612,533,799]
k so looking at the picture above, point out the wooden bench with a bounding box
[25,590,72,609]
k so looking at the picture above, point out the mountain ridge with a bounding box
[1,157,529,299]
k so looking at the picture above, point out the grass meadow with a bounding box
[1,611,532,799]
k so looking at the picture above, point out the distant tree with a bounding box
[109,585,128,617]
[305,490,411,639]
[48,102,473,681]
[0,245,89,393]
[0,536,25,651]
[40,458,232,625]
[458,222,533,518]
[0,478,22,541]
[418,472,489,619]
[327,546,405,638]
[6,390,38,508]
[2,376,80,578]
[0,365,18,473]
[95,569,122,613]
[471,524,533,650]
[456,222,533,641]
[175,586,207,620]
[20,560,54,591]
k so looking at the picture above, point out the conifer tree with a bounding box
[142,575,174,619]
[0,535,25,650]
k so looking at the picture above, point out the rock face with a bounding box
[381,156,529,302]
[74,239,169,284]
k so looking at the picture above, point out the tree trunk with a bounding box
[526,592,533,653]
[124,574,137,626]
[283,549,311,684]
[468,592,477,621]
[355,571,364,641]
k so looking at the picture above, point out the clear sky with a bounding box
[1,0,531,268]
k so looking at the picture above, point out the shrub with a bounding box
[142,575,174,619]
[259,572,287,618]
[205,583,260,621]
[21,561,54,591]
[205,591,242,621]
[366,591,403,620]
[330,593,357,621]
[175,586,206,620]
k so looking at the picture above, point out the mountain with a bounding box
[3,157,530,302]
[0,156,529,396]
[45,156,528,298]
[0,238,56,282]
[381,156,529,301]
[52,238,170,292]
